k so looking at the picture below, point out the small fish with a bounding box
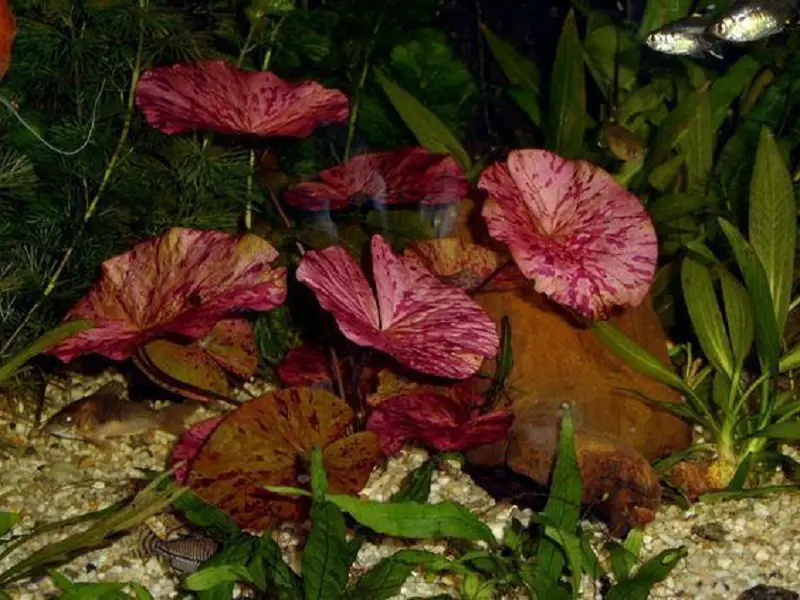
[645,15,723,57]
[41,381,193,449]
[601,123,647,162]
[140,528,219,575]
[710,0,797,42]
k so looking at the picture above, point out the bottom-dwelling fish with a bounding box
[140,528,219,575]
[41,381,194,450]
[645,15,724,58]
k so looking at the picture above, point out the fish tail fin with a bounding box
[708,43,725,59]
[157,403,197,437]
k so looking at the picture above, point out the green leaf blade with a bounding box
[548,10,587,158]
[303,501,350,600]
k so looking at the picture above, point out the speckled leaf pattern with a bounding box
[366,389,513,455]
[297,235,499,379]
[187,388,379,531]
[478,149,657,320]
[277,345,335,388]
[200,319,258,378]
[284,147,467,211]
[135,60,349,137]
[171,416,224,484]
[0,0,15,80]
[48,228,286,361]
[403,237,526,292]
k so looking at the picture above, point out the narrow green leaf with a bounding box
[57,583,129,599]
[590,321,690,393]
[508,87,542,128]
[309,445,328,500]
[720,270,754,367]
[718,219,781,376]
[749,127,797,334]
[0,319,93,384]
[184,565,257,591]
[749,421,800,440]
[638,0,692,37]
[537,411,581,595]
[129,583,154,600]
[48,569,75,591]
[583,23,639,100]
[780,343,800,372]
[727,452,752,491]
[376,70,471,170]
[681,257,734,377]
[391,459,435,503]
[679,88,713,192]
[518,563,571,600]
[249,534,302,600]
[0,512,20,538]
[709,56,760,130]
[348,549,462,600]
[549,10,586,158]
[607,547,688,600]
[647,84,709,172]
[303,501,350,600]
[172,492,240,543]
[700,484,800,502]
[328,495,495,543]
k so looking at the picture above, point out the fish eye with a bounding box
[64,415,73,423]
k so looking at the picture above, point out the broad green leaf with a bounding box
[249,534,303,600]
[648,154,684,192]
[607,547,688,600]
[584,24,639,100]
[129,584,154,600]
[616,80,671,126]
[607,528,643,581]
[749,127,796,335]
[749,421,800,440]
[57,583,129,599]
[536,412,582,595]
[681,257,734,377]
[348,549,462,600]
[647,83,709,172]
[0,319,93,384]
[303,501,350,600]
[0,512,19,538]
[376,70,471,170]
[679,88,713,192]
[648,193,709,224]
[549,10,586,158]
[518,563,571,600]
[184,565,258,591]
[194,535,258,600]
[719,219,781,376]
[327,495,495,543]
[638,0,692,38]
[391,459,436,503]
[720,271,754,367]
[480,24,541,126]
[172,492,240,543]
[709,56,760,130]
[590,321,690,393]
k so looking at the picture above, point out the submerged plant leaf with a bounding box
[719,270,754,368]
[187,387,379,531]
[376,70,471,170]
[136,60,348,137]
[366,389,513,455]
[296,234,499,379]
[607,546,687,600]
[47,228,286,362]
[0,511,19,538]
[303,500,350,600]
[479,149,657,319]
[549,10,586,158]
[749,127,796,335]
[284,147,467,211]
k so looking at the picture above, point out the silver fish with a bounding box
[645,16,723,57]
[710,0,797,42]
[140,529,219,575]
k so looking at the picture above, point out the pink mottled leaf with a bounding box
[135,60,349,137]
[284,147,468,211]
[48,228,286,362]
[296,235,499,379]
[171,415,225,484]
[277,345,334,388]
[478,149,657,319]
[366,389,514,455]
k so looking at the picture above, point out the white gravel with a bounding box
[1,369,799,599]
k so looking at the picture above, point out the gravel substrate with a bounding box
[1,370,799,599]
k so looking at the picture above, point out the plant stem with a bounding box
[0,1,148,358]
[344,15,383,162]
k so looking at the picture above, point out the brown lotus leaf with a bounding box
[134,318,257,403]
[186,387,380,531]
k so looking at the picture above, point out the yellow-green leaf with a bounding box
[679,88,713,192]
[549,10,586,158]
[719,270,754,368]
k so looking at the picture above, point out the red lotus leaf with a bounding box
[478,149,658,320]
[403,237,527,292]
[284,147,468,211]
[186,387,380,531]
[47,228,286,362]
[171,416,224,484]
[134,318,258,403]
[0,0,15,81]
[135,60,349,137]
[277,345,335,388]
[366,389,514,455]
[296,235,499,380]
